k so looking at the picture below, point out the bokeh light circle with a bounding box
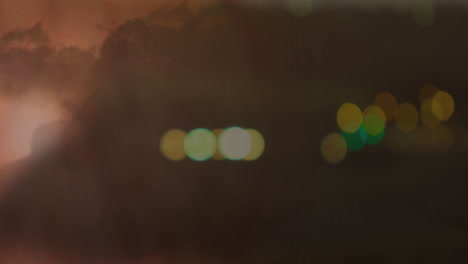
[420,99,441,128]
[321,133,347,164]
[160,129,186,161]
[341,126,367,152]
[419,84,439,104]
[366,129,385,145]
[396,103,419,132]
[244,129,265,161]
[363,114,385,136]
[432,91,455,121]
[363,105,387,124]
[219,127,252,160]
[184,128,216,161]
[211,129,226,160]
[337,103,363,134]
[374,92,398,122]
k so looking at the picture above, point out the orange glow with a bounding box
[0,0,176,48]
[211,129,226,160]
[374,92,398,122]
[0,94,63,164]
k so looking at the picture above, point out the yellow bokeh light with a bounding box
[396,103,419,132]
[219,127,252,160]
[432,91,455,121]
[419,84,439,104]
[321,133,347,164]
[420,99,441,128]
[363,114,385,136]
[160,129,186,161]
[363,105,387,124]
[211,129,225,160]
[244,129,265,161]
[374,92,398,122]
[336,103,363,133]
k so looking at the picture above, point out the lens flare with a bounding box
[219,127,252,160]
[337,103,363,134]
[321,133,347,164]
[244,129,265,161]
[396,103,418,132]
[184,128,216,161]
[160,129,187,161]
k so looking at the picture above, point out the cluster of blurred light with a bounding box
[384,85,454,133]
[418,85,455,128]
[322,100,388,164]
[160,127,265,161]
[322,85,456,163]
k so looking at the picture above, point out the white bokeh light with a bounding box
[219,127,252,160]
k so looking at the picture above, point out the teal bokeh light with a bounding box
[366,129,385,145]
[341,126,367,152]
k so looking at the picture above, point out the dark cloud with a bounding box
[0,22,49,48]
[0,23,95,112]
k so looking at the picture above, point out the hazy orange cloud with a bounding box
[0,0,180,48]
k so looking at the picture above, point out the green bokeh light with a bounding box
[363,114,385,136]
[366,129,385,146]
[184,128,216,161]
[341,126,367,152]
